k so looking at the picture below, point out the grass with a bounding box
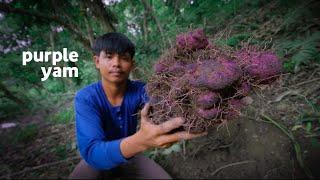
[226,33,252,47]
[12,124,39,144]
[52,144,68,160]
[143,142,182,162]
[293,96,320,149]
[49,107,74,124]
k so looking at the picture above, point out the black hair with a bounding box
[92,32,135,58]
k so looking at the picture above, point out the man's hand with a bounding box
[136,103,207,149]
[120,103,207,158]
[137,104,206,149]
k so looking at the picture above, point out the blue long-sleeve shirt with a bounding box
[74,80,148,170]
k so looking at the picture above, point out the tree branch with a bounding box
[0,2,92,51]
[80,1,95,47]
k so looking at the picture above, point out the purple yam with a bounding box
[193,59,242,90]
[186,63,197,73]
[176,28,209,51]
[246,53,281,79]
[235,50,282,81]
[196,107,221,119]
[239,82,251,96]
[154,62,167,73]
[196,91,220,109]
[228,99,243,109]
[224,99,243,120]
[168,61,185,75]
[188,74,199,87]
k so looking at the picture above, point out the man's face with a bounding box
[94,51,134,84]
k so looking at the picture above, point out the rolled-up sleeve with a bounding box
[74,93,128,170]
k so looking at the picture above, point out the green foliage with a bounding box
[226,33,251,47]
[43,80,66,93]
[52,144,67,160]
[292,96,320,148]
[49,106,74,124]
[51,141,76,160]
[277,31,320,72]
[0,98,22,120]
[78,60,99,85]
[144,142,182,162]
[12,124,38,143]
[278,0,317,33]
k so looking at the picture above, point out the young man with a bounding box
[69,32,206,179]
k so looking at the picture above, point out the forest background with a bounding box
[0,0,319,179]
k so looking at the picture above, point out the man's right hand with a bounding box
[120,103,207,158]
[136,103,207,149]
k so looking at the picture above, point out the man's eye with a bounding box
[120,56,131,61]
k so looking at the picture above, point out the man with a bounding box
[69,32,206,179]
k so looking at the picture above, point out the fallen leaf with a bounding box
[268,90,300,104]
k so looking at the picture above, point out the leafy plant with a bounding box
[13,124,38,143]
[52,144,67,160]
[144,142,182,161]
[49,107,74,124]
[226,33,251,47]
[292,96,320,148]
[277,31,320,72]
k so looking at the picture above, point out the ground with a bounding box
[0,64,319,179]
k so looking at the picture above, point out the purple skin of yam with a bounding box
[239,82,251,96]
[187,74,199,87]
[168,62,185,74]
[228,99,243,109]
[154,62,167,73]
[196,107,221,119]
[196,91,220,109]
[224,99,243,119]
[246,53,282,79]
[176,28,209,51]
[224,109,239,120]
[186,63,197,73]
[192,60,242,90]
[235,51,282,80]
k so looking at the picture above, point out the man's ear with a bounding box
[93,55,100,69]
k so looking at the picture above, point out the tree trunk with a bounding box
[141,0,171,46]
[83,0,117,33]
[143,10,148,43]
[49,30,55,51]
[80,0,95,47]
